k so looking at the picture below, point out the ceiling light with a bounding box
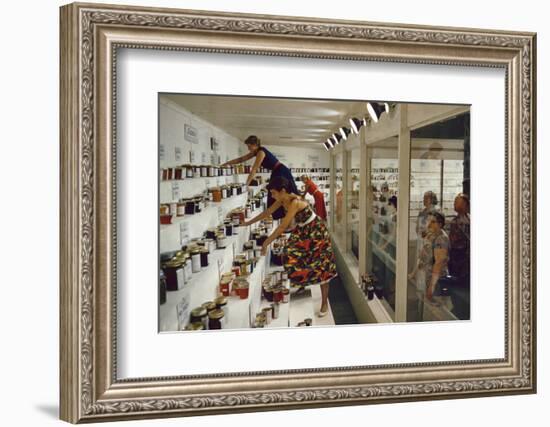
[332,133,342,145]
[326,138,334,148]
[367,102,389,123]
[340,127,352,140]
[349,117,363,134]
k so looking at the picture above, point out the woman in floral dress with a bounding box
[252,176,337,317]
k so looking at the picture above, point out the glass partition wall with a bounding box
[332,104,470,323]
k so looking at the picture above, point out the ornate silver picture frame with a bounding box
[60,2,536,423]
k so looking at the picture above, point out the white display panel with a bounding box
[117,48,505,378]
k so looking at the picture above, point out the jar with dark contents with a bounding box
[214,296,228,324]
[159,270,167,305]
[208,309,224,330]
[224,221,233,236]
[190,307,208,329]
[200,247,209,268]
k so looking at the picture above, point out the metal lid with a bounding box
[190,307,207,317]
[214,296,227,306]
[208,309,224,320]
[204,302,217,312]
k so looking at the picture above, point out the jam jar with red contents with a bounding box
[219,276,232,297]
[174,166,183,180]
[208,309,224,330]
[235,278,250,300]
[210,187,222,202]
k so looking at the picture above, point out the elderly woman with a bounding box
[222,135,298,219]
[300,175,327,221]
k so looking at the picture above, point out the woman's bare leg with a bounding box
[320,282,329,313]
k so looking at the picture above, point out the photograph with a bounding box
[158,95,471,332]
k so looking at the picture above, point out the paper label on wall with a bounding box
[184,124,198,144]
[189,150,195,163]
[225,154,229,162]
[175,146,182,162]
[201,152,207,163]
[180,222,190,246]
[307,155,320,163]
[171,182,181,200]
[159,144,165,161]
[218,206,224,223]
[176,296,191,330]
[210,136,219,151]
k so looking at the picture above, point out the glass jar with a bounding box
[272,302,280,319]
[263,285,274,302]
[255,313,266,328]
[211,187,222,202]
[282,288,290,303]
[176,201,186,217]
[190,307,208,329]
[185,164,194,178]
[174,166,183,180]
[214,296,228,324]
[162,258,184,291]
[201,165,208,177]
[236,278,249,300]
[200,247,209,268]
[184,199,195,215]
[205,228,217,239]
[204,301,217,313]
[219,277,231,297]
[216,233,227,249]
[193,166,200,178]
[208,309,224,330]
[185,322,205,331]
[273,287,283,303]
[224,221,233,237]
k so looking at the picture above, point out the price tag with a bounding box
[171,182,181,201]
[176,296,191,330]
[175,146,182,162]
[201,152,207,163]
[189,150,195,163]
[159,144,165,161]
[218,206,223,223]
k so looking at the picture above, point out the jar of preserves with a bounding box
[219,277,231,296]
[236,278,249,300]
[203,301,217,314]
[208,309,224,330]
[162,258,185,291]
[174,166,183,180]
[176,201,186,217]
[224,221,233,237]
[216,233,227,249]
[185,322,205,331]
[282,288,290,303]
[184,199,196,215]
[211,187,222,202]
[200,247,209,268]
[193,166,200,178]
[214,296,228,323]
[190,307,208,329]
[201,165,208,177]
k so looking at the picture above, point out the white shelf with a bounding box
[159,224,270,332]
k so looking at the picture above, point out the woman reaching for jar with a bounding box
[300,174,327,221]
[247,176,337,317]
[221,135,298,219]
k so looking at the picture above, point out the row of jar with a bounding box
[161,164,271,181]
[289,168,331,174]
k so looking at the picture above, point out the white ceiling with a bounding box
[163,94,370,149]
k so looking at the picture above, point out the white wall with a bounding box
[0,1,547,427]
[264,144,330,169]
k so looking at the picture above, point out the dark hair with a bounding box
[424,190,438,206]
[267,176,292,193]
[388,195,397,209]
[456,192,470,206]
[244,135,261,146]
[430,211,445,227]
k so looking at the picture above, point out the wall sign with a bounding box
[189,150,195,163]
[184,124,198,144]
[210,136,219,151]
[159,144,165,161]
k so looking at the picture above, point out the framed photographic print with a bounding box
[60,2,536,423]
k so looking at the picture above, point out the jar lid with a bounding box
[204,302,217,312]
[191,249,201,255]
[163,259,183,268]
[190,307,207,317]
[201,301,213,309]
[185,322,205,331]
[214,296,227,306]
[200,247,209,253]
[208,308,224,320]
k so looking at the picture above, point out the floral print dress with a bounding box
[284,204,338,286]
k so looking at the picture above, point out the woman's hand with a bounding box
[425,285,434,301]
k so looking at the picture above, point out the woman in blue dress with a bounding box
[222,135,298,219]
